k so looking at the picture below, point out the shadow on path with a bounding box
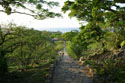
[52,52,92,83]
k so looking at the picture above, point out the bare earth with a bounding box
[52,52,92,83]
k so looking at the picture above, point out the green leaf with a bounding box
[36,4,42,9]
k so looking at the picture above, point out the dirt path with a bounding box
[52,52,92,83]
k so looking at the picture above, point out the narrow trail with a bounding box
[52,52,92,83]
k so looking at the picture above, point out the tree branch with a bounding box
[4,37,18,43]
[0,10,36,17]
[0,31,18,45]
[102,7,117,13]
[5,41,27,53]
[12,1,36,13]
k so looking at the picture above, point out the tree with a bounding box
[50,31,62,38]
[9,27,41,70]
[76,22,104,49]
[62,0,125,25]
[7,26,55,70]
[0,24,58,82]
[0,0,61,19]
[62,1,125,82]
[62,0,125,48]
[62,30,78,41]
[0,24,20,82]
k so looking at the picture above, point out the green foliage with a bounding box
[0,0,61,19]
[62,30,78,41]
[62,0,125,82]
[62,1,74,13]
[55,41,63,51]
[66,41,78,60]
[62,30,81,59]
[121,40,125,47]
[62,0,125,52]
[36,4,42,9]
[0,23,59,83]
[62,0,125,27]
[94,58,125,83]
[50,31,62,38]
[76,23,104,49]
[84,60,96,66]
[7,61,54,83]
[65,41,84,60]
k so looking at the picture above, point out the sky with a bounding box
[0,0,81,30]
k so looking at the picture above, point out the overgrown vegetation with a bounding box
[0,23,62,83]
[62,0,125,83]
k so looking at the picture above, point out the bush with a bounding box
[66,41,78,59]
[93,58,125,83]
